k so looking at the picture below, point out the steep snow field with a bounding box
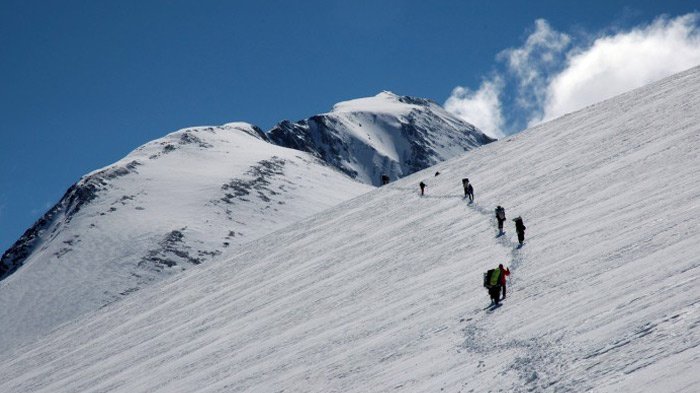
[2,67,700,392]
[0,123,373,353]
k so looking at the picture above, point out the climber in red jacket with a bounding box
[499,263,510,299]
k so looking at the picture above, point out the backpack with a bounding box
[484,269,495,288]
[489,268,502,287]
[496,208,505,220]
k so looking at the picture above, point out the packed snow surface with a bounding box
[2,67,700,392]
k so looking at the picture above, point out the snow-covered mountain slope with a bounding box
[3,66,699,392]
[267,91,494,185]
[0,91,490,355]
[0,123,373,353]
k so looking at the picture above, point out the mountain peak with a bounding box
[268,93,493,186]
[330,91,436,115]
[376,90,399,98]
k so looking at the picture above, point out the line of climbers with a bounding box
[488,204,525,306]
[412,177,527,245]
[408,176,528,307]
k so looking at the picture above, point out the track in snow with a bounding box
[411,189,577,391]
[399,185,568,390]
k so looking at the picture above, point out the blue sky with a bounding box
[1,1,698,252]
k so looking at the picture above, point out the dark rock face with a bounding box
[178,132,213,148]
[211,156,292,223]
[220,157,287,204]
[267,94,494,185]
[234,124,268,141]
[268,116,358,180]
[0,206,59,280]
[0,161,141,281]
[266,120,314,154]
[396,95,435,106]
[139,229,220,270]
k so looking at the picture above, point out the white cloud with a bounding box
[539,14,700,123]
[445,19,570,136]
[444,78,505,139]
[445,13,700,135]
[498,19,571,112]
